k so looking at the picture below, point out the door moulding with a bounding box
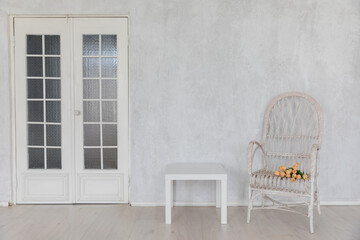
[8,14,130,205]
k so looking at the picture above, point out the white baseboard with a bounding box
[130,200,360,207]
[0,202,9,207]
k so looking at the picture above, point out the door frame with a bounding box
[8,14,130,204]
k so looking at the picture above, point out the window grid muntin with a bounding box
[26,34,62,169]
[83,34,118,170]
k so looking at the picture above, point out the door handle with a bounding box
[74,110,81,116]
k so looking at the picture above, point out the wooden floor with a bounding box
[0,205,359,240]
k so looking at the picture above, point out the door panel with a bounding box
[15,18,73,203]
[73,18,128,203]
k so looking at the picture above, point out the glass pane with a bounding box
[27,57,43,77]
[83,79,99,99]
[84,148,101,169]
[47,148,61,169]
[28,124,44,146]
[45,35,60,55]
[103,148,117,169]
[84,124,100,146]
[101,80,117,99]
[46,101,61,122]
[27,79,43,99]
[83,101,100,122]
[46,79,61,99]
[102,101,117,122]
[28,101,43,122]
[28,148,44,169]
[83,57,99,77]
[101,35,117,56]
[27,35,42,55]
[83,35,99,56]
[102,124,117,146]
[101,58,117,78]
[46,125,61,146]
[45,57,60,77]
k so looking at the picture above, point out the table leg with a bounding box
[171,180,174,208]
[165,179,172,224]
[216,180,221,208]
[221,179,227,224]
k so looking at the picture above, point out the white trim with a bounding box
[0,202,10,207]
[9,15,17,205]
[9,14,129,19]
[130,200,360,207]
[320,201,360,205]
[9,15,130,204]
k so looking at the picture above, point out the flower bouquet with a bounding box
[274,162,308,182]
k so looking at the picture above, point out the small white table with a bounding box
[165,163,227,224]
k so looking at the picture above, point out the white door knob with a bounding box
[74,110,81,116]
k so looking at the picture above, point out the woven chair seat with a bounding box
[250,169,310,196]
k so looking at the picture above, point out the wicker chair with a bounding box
[246,92,323,233]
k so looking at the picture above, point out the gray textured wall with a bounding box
[0,0,359,203]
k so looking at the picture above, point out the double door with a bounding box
[14,17,128,203]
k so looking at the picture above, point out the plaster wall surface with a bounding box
[0,0,359,203]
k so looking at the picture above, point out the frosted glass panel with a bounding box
[84,124,100,146]
[101,35,117,56]
[46,125,61,146]
[46,101,61,122]
[103,148,117,169]
[28,148,44,169]
[45,57,60,77]
[101,80,117,99]
[28,124,44,146]
[27,57,43,77]
[83,79,100,99]
[101,58,117,78]
[102,101,117,122]
[83,35,99,56]
[27,35,42,55]
[84,148,101,169]
[47,148,61,169]
[46,79,61,99]
[27,79,43,99]
[83,101,100,122]
[45,35,60,55]
[102,124,117,146]
[28,101,44,122]
[83,57,99,77]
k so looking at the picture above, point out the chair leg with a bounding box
[247,187,253,223]
[309,205,314,233]
[316,178,321,215]
[309,187,315,233]
[316,193,321,215]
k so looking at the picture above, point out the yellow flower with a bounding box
[274,171,280,176]
[291,178,295,182]
[296,175,301,179]
[295,162,299,166]
[285,170,292,175]
[279,166,286,171]
[292,173,297,178]
[280,171,285,177]
[286,174,291,178]
[303,174,308,180]
[292,169,297,174]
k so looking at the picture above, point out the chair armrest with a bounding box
[247,141,265,174]
[310,144,320,179]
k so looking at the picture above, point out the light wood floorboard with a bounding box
[0,205,359,240]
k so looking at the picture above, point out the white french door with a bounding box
[13,17,128,204]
